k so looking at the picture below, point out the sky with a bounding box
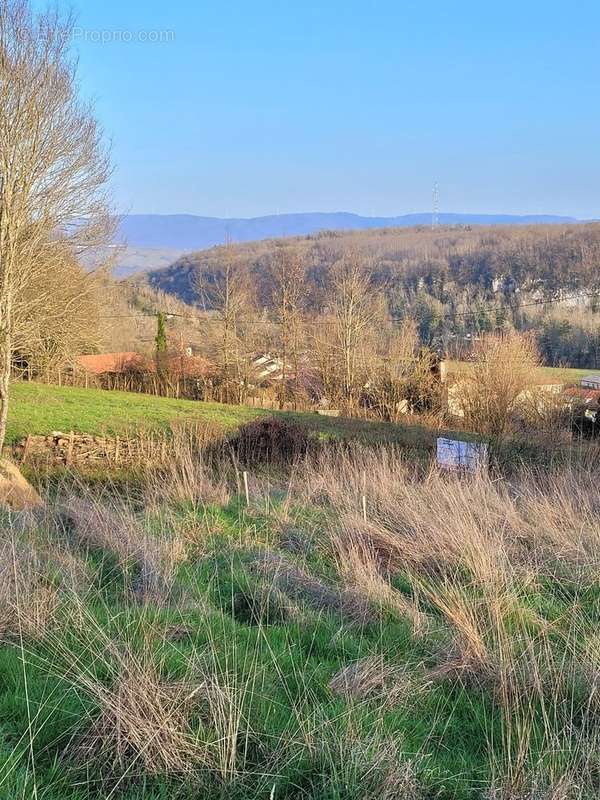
[39,0,600,218]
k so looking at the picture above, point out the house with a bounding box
[76,351,213,379]
[580,375,600,390]
[74,350,215,399]
[252,354,286,383]
[248,353,323,406]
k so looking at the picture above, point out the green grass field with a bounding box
[8,381,444,454]
[8,382,264,442]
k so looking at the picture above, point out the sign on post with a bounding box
[436,437,488,472]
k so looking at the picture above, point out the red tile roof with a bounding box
[76,352,214,378]
[563,387,600,404]
[165,355,214,378]
[76,352,145,375]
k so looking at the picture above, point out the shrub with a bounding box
[233,417,312,465]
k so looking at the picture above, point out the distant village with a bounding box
[63,346,600,433]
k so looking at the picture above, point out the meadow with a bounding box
[8,382,446,455]
[2,388,600,799]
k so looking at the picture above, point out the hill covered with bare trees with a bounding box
[142,222,600,368]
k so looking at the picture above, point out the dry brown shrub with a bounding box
[454,331,542,439]
[233,417,312,465]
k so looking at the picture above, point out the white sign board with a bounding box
[436,437,488,472]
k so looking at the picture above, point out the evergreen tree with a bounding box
[155,312,168,354]
[155,312,168,389]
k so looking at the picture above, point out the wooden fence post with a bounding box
[243,471,250,506]
[361,470,367,522]
[21,435,31,465]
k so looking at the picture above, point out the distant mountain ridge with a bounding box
[115,211,580,252]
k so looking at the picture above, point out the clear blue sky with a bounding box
[44,0,600,218]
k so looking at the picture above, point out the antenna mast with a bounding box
[432,182,439,229]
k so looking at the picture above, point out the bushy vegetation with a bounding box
[233,418,312,465]
[3,438,600,799]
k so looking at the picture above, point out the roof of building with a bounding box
[77,352,214,378]
[252,354,286,381]
[168,354,214,378]
[563,386,600,404]
[76,352,144,375]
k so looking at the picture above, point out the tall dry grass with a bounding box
[146,422,231,509]
[7,436,600,797]
[294,445,600,796]
[58,494,184,602]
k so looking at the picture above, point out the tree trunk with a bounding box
[0,324,11,455]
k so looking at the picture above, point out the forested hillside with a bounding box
[144,223,600,366]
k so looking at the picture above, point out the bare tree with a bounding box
[13,243,100,380]
[367,318,418,421]
[330,251,376,410]
[196,241,252,403]
[267,243,306,408]
[456,331,542,439]
[0,1,111,449]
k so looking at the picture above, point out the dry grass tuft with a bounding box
[58,496,179,602]
[319,729,425,800]
[329,655,424,708]
[70,656,206,780]
[0,535,60,641]
[486,776,589,800]
[330,522,426,631]
[248,549,375,625]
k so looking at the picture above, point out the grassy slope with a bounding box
[2,468,597,799]
[8,381,444,453]
[9,382,263,442]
